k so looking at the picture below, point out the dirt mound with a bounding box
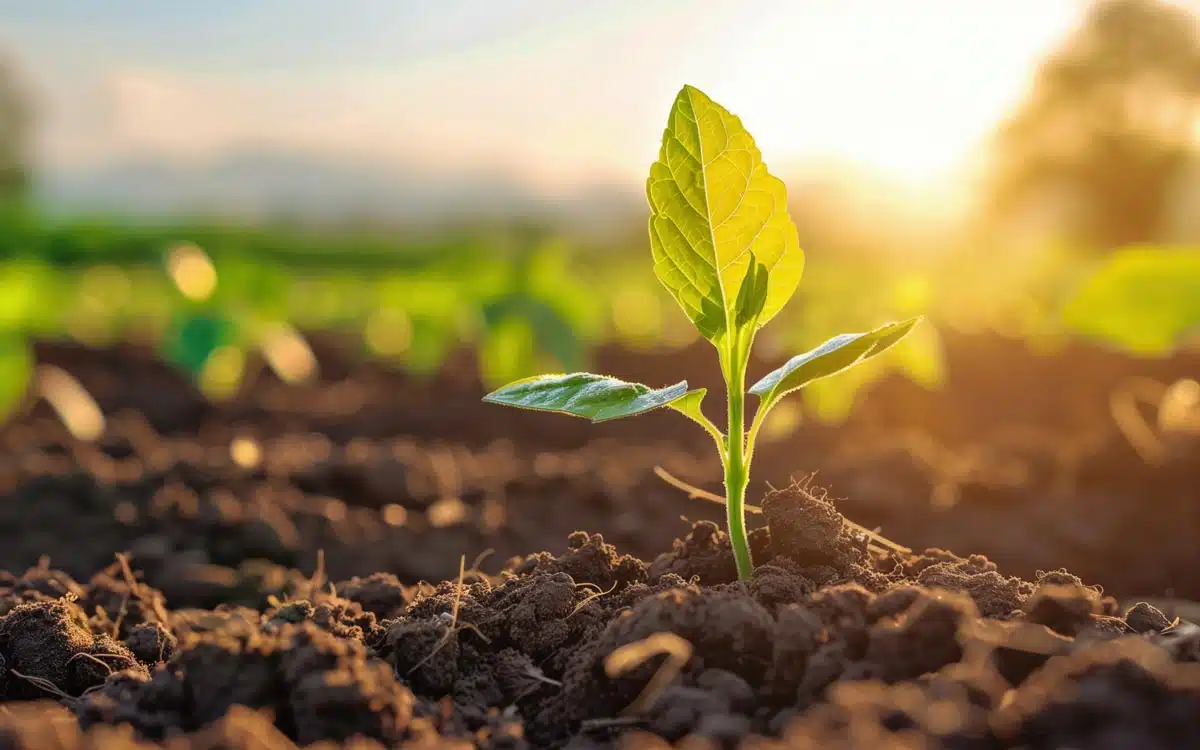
[0,483,1193,748]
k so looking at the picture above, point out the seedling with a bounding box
[484,85,920,579]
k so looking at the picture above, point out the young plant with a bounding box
[483,85,920,579]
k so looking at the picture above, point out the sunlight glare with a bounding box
[676,2,1086,190]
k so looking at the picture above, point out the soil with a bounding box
[0,484,1195,748]
[0,330,1195,747]
[4,329,1198,602]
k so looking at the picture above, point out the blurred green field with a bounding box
[1,207,1197,425]
[0,0,1197,430]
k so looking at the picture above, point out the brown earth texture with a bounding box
[0,329,1196,749]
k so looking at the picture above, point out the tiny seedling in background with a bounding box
[484,85,920,579]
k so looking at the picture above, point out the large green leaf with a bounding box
[749,318,921,408]
[1062,245,1200,355]
[647,85,804,343]
[484,373,696,423]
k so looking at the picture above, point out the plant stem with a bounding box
[724,335,753,580]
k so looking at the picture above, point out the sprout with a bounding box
[484,86,920,579]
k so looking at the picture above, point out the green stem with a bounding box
[724,335,753,580]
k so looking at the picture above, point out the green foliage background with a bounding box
[1,207,1195,426]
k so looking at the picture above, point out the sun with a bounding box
[685,1,1084,190]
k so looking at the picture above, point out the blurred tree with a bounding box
[0,53,31,209]
[983,0,1200,250]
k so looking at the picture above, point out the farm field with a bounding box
[1,1,1200,747]
[0,280,1197,747]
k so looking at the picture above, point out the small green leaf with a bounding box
[665,387,724,449]
[733,253,769,330]
[0,336,31,422]
[804,323,944,423]
[647,85,804,344]
[749,318,921,407]
[667,387,707,422]
[164,312,236,376]
[484,373,690,423]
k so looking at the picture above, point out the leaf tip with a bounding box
[893,316,924,338]
[481,388,510,407]
[677,84,711,107]
[481,374,551,405]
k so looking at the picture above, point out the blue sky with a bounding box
[1,1,1095,194]
[2,1,641,74]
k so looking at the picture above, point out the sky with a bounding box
[0,1,1104,197]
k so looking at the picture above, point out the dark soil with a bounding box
[0,331,1195,746]
[3,329,1198,603]
[0,484,1194,748]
